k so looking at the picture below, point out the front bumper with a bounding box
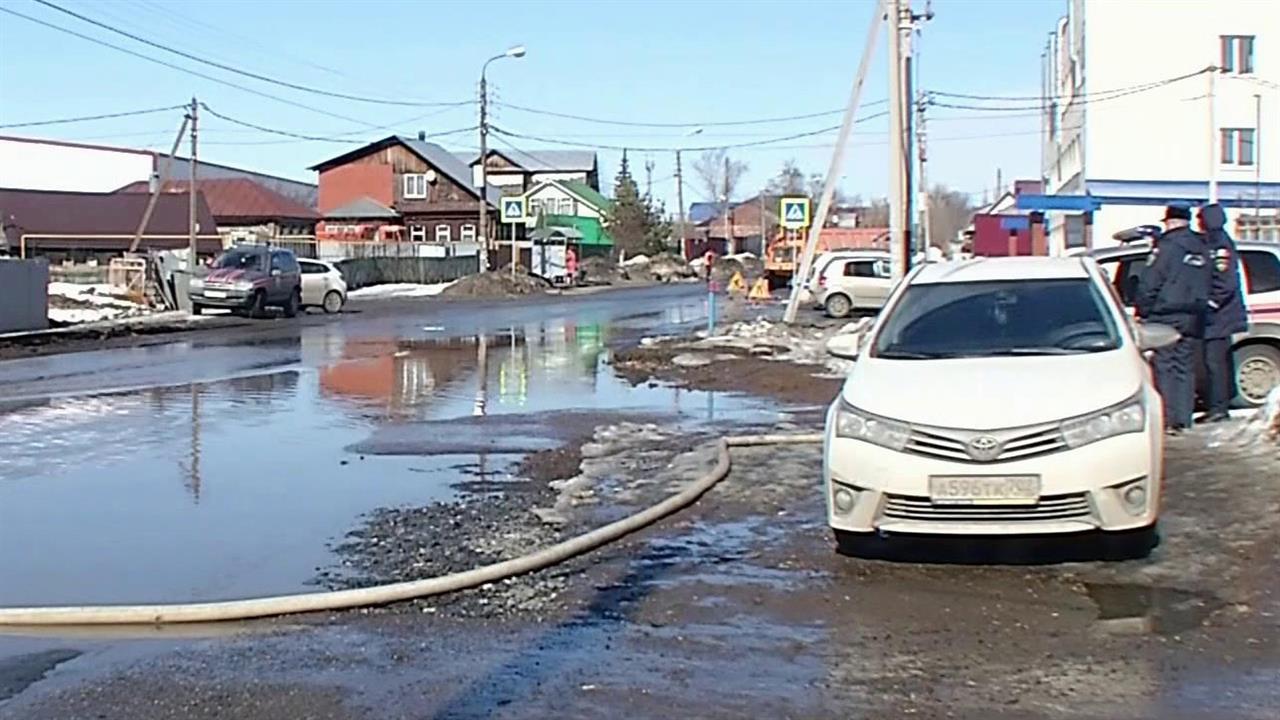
[823,406,1162,536]
[190,287,254,308]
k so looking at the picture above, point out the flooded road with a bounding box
[0,285,776,606]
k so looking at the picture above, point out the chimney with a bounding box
[417,131,426,141]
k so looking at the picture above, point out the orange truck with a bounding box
[764,227,890,287]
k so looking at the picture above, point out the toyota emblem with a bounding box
[966,434,1002,462]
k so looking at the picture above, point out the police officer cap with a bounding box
[1164,205,1192,221]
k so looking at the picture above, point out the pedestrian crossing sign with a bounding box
[501,197,526,223]
[780,197,810,229]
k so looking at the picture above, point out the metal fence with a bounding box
[335,255,480,290]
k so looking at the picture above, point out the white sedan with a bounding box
[824,256,1175,557]
[298,259,347,314]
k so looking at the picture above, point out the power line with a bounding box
[0,104,186,129]
[930,67,1214,102]
[32,0,472,108]
[930,67,1214,112]
[490,111,889,153]
[492,99,889,128]
[0,5,381,126]
[198,103,477,146]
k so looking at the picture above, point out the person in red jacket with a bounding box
[565,245,578,285]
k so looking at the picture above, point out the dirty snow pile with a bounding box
[46,282,149,324]
[579,256,629,285]
[643,253,697,283]
[441,269,551,298]
[347,281,455,299]
[1201,386,1280,449]
[687,316,873,373]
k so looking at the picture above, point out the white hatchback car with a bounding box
[298,259,347,313]
[824,257,1174,557]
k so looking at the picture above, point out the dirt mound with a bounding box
[579,256,629,285]
[441,269,551,298]
[646,253,695,283]
[711,254,764,284]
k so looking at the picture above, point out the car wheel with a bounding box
[191,303,203,316]
[248,290,267,319]
[322,290,344,314]
[825,293,853,319]
[1101,524,1160,561]
[283,289,300,319]
[1235,344,1280,408]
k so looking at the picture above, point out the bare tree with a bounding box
[766,159,806,196]
[927,185,975,248]
[693,149,748,204]
[858,198,890,227]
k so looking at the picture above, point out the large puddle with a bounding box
[0,292,781,606]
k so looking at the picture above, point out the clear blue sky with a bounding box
[0,0,1066,210]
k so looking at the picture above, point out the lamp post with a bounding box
[478,44,526,272]
[673,127,702,254]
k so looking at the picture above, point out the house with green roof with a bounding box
[523,179,615,255]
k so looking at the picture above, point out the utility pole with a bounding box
[887,0,907,282]
[129,112,188,254]
[675,150,686,253]
[783,0,884,323]
[478,76,491,269]
[917,89,930,255]
[188,96,198,263]
[901,0,915,269]
[644,157,655,198]
[722,155,732,255]
[1208,66,1219,202]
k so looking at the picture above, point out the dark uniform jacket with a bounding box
[1136,225,1211,337]
[1198,204,1249,339]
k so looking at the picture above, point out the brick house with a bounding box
[117,178,318,247]
[310,135,501,250]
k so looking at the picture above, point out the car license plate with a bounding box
[929,475,1041,506]
[204,290,227,298]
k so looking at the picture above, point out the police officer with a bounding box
[1136,205,1212,433]
[1195,203,1248,422]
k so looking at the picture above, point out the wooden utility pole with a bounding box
[188,97,198,263]
[917,90,931,254]
[675,150,686,253]
[478,75,491,268]
[129,113,188,253]
[887,0,907,282]
[722,155,732,255]
[782,0,885,323]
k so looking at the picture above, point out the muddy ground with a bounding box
[2,290,1278,719]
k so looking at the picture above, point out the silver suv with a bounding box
[1090,241,1280,407]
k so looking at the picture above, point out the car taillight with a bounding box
[818,274,826,288]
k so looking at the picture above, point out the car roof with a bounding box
[911,256,1090,284]
[818,249,889,258]
[1089,240,1279,259]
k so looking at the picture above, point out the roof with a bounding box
[531,225,585,241]
[688,202,721,224]
[310,136,501,206]
[324,196,399,219]
[465,149,597,173]
[0,187,218,250]
[526,179,612,211]
[913,257,1090,284]
[117,178,318,221]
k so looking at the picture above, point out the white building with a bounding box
[1040,0,1280,252]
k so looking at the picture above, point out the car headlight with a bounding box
[834,401,910,451]
[1059,393,1146,449]
[232,281,254,291]
[189,278,204,290]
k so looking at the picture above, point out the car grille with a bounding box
[905,423,1067,464]
[882,492,1093,523]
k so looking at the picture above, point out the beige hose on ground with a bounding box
[0,433,824,626]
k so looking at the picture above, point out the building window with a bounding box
[436,224,452,243]
[403,174,427,199]
[460,224,476,242]
[1220,35,1255,74]
[558,198,574,215]
[529,199,543,217]
[409,224,426,242]
[1221,128,1256,166]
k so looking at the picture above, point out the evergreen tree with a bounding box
[607,150,671,257]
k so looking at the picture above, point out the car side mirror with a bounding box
[1136,322,1179,351]
[826,333,863,361]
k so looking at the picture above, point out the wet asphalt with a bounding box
[1,284,1278,719]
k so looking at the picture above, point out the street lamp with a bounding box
[478,45,526,271]
[674,127,704,253]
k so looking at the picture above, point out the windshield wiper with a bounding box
[977,347,1097,356]
[875,350,958,360]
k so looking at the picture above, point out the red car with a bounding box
[189,246,303,318]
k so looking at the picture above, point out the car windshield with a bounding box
[873,278,1122,359]
[212,251,264,271]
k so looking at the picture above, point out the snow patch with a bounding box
[347,281,456,299]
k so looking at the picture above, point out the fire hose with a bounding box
[0,433,823,627]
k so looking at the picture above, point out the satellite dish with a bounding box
[425,170,438,183]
